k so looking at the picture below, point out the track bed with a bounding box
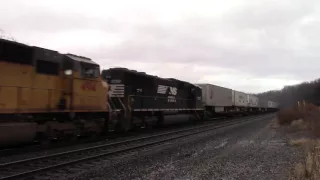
[0,115,267,180]
[51,113,301,180]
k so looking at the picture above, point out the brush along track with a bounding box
[0,114,273,180]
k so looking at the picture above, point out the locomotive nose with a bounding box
[101,80,109,91]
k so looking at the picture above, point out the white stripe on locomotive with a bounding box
[109,84,125,97]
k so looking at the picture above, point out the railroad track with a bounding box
[0,114,274,180]
[0,115,229,157]
[0,115,239,157]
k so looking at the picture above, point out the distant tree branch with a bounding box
[0,28,17,42]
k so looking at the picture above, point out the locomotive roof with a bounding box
[65,53,99,65]
[105,67,165,80]
[0,38,30,47]
[104,67,201,88]
[166,78,194,86]
[106,68,200,85]
[32,46,59,53]
[0,38,101,67]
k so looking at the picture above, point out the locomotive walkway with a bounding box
[0,114,270,180]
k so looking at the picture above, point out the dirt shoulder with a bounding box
[68,114,304,180]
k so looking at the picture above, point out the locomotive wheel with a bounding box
[200,111,209,121]
[189,113,200,124]
[156,112,164,127]
[142,117,153,130]
[115,113,132,133]
[102,118,109,136]
[38,126,55,145]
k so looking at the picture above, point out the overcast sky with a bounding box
[1,0,319,93]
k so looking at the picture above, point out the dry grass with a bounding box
[292,162,306,179]
[303,112,320,138]
[289,138,310,147]
[289,141,320,180]
[277,108,302,125]
[290,119,309,132]
[277,103,320,137]
[277,103,320,179]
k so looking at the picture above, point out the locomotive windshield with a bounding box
[82,66,99,78]
[64,53,100,79]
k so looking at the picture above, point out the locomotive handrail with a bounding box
[107,99,115,111]
[118,96,127,116]
[127,94,197,112]
[127,95,193,101]
[127,96,132,113]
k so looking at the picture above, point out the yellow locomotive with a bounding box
[0,39,109,146]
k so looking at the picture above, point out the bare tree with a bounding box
[0,28,4,38]
[0,28,17,42]
[256,78,320,109]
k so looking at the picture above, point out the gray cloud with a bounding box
[1,0,319,92]
[98,1,320,82]
[0,9,119,34]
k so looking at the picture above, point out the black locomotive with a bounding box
[102,67,204,132]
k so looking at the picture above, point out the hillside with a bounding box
[256,78,320,108]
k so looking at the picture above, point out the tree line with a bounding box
[256,78,320,109]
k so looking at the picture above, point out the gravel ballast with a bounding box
[57,114,303,180]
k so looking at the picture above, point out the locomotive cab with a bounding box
[58,53,108,113]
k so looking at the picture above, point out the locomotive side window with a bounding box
[0,39,33,65]
[36,60,59,76]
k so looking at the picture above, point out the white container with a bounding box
[268,101,279,108]
[268,101,273,108]
[196,83,233,107]
[247,94,259,107]
[232,90,248,107]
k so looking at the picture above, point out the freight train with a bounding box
[196,84,278,116]
[0,39,279,147]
